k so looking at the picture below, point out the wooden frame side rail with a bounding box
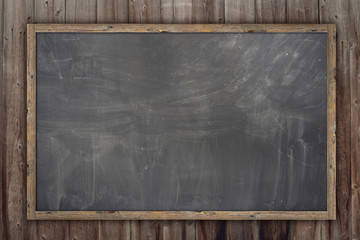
[26,24,336,220]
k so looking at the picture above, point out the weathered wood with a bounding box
[258,221,290,240]
[197,221,227,240]
[327,23,337,221]
[2,0,34,238]
[192,0,224,23]
[320,0,352,239]
[35,0,65,23]
[224,0,255,23]
[129,0,161,23]
[0,0,5,238]
[99,220,130,240]
[349,0,360,239]
[69,221,99,240]
[33,23,329,32]
[160,0,173,23]
[255,0,286,23]
[65,0,97,23]
[226,221,259,240]
[97,0,128,23]
[160,0,192,24]
[287,0,318,24]
[174,0,192,23]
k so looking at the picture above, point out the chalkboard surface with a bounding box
[36,32,328,212]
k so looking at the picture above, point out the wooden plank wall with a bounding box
[0,0,358,239]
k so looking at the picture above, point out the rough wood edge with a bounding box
[30,23,329,33]
[32,211,330,220]
[27,23,336,221]
[327,24,337,220]
[26,24,37,220]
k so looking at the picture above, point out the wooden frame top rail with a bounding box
[27,24,336,220]
[31,24,330,33]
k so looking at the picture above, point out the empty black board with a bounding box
[36,32,327,211]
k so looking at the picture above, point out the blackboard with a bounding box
[27,24,336,220]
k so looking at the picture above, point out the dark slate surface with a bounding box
[36,32,328,211]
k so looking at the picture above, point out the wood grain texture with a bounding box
[35,0,65,23]
[33,23,329,32]
[349,0,360,238]
[2,0,33,238]
[192,0,224,23]
[174,0,192,23]
[65,0,97,23]
[97,0,128,23]
[129,0,160,23]
[0,0,5,238]
[160,0,174,23]
[255,0,286,23]
[287,0,318,24]
[224,0,255,23]
[320,0,352,239]
[1,0,359,239]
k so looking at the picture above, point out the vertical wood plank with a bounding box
[287,0,318,24]
[99,221,130,240]
[255,0,287,23]
[320,0,352,239]
[129,0,161,23]
[0,0,5,238]
[65,0,97,23]
[97,0,128,23]
[174,0,192,23]
[25,2,37,237]
[161,0,192,24]
[197,221,227,240]
[69,221,99,240]
[290,221,321,240]
[2,0,35,238]
[258,221,290,240]
[350,0,360,238]
[35,0,65,23]
[192,0,224,23]
[192,0,206,23]
[161,221,196,240]
[224,0,255,23]
[160,0,174,23]
[226,221,259,240]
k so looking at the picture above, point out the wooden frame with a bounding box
[26,24,336,220]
